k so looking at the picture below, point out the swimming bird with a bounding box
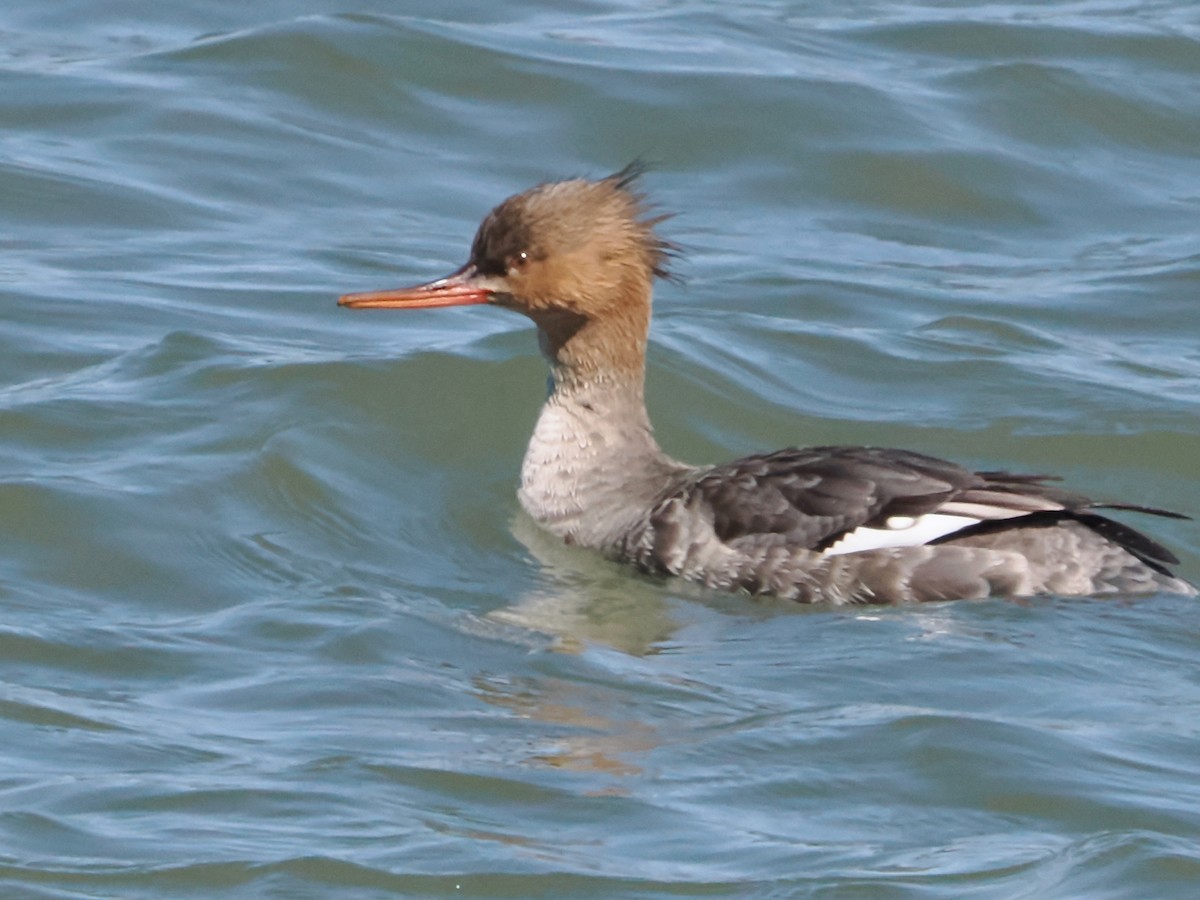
[339,166,1194,603]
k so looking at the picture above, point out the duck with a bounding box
[339,165,1194,603]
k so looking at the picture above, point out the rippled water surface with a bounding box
[3,1,1200,896]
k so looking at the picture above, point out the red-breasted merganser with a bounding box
[339,166,1194,603]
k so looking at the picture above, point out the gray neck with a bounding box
[517,370,692,553]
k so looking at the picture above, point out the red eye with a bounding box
[508,251,529,272]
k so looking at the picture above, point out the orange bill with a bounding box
[339,267,492,309]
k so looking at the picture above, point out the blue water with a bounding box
[2,2,1199,896]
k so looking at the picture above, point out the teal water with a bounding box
[3,2,1200,896]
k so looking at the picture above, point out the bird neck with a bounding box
[533,293,651,391]
[518,304,689,552]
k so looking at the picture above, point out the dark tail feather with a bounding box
[1073,513,1180,574]
[1092,503,1191,521]
[931,509,1184,577]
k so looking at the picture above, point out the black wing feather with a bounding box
[691,446,979,547]
[681,445,1185,563]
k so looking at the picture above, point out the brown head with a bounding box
[339,165,675,380]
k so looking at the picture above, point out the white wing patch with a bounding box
[823,513,982,557]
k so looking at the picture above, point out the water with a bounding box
[2,1,1199,896]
